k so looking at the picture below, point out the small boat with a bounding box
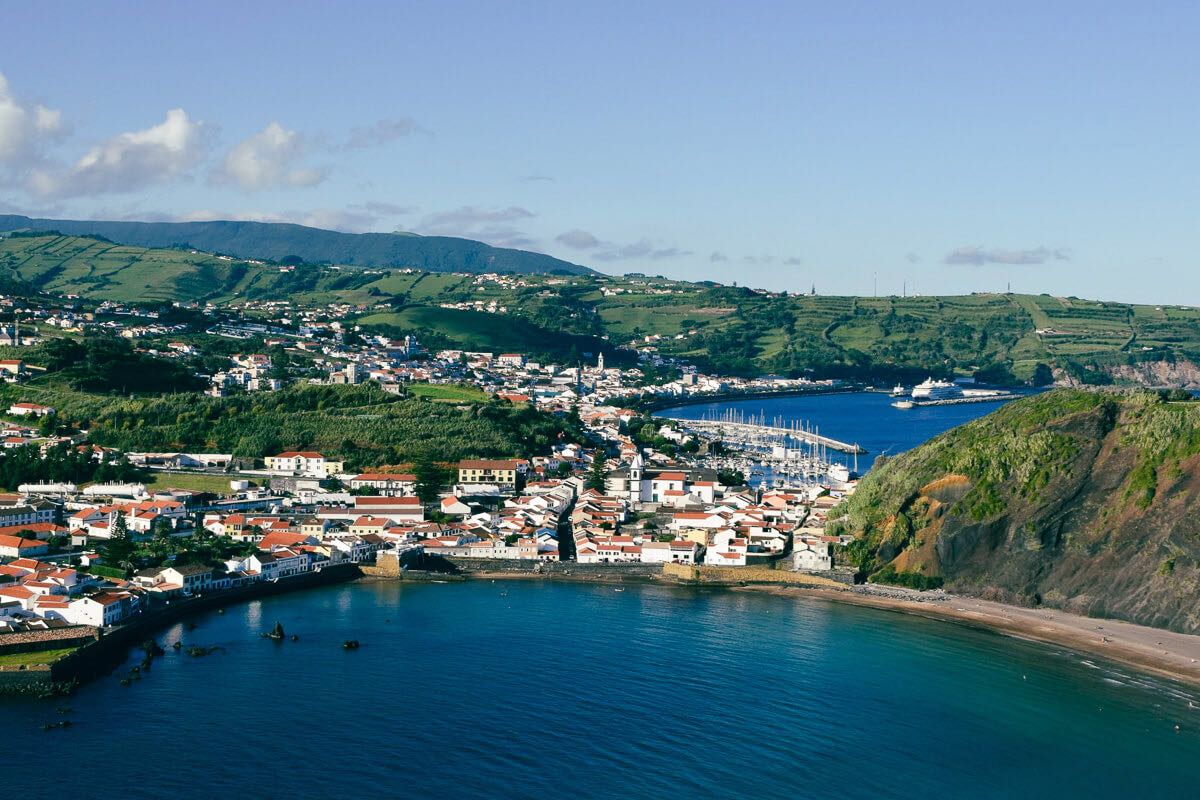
[343,639,361,650]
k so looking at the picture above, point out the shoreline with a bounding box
[452,571,1200,689]
[763,586,1200,689]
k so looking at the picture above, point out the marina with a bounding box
[660,391,1026,482]
[675,407,866,454]
[668,408,862,490]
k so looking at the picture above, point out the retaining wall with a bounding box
[0,627,99,656]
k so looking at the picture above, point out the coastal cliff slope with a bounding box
[833,389,1200,632]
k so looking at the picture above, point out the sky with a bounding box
[0,1,1197,303]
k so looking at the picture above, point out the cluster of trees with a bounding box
[41,335,205,394]
[0,442,143,491]
[9,384,585,471]
[97,517,257,578]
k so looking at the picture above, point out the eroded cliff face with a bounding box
[839,391,1200,632]
[1055,358,1200,389]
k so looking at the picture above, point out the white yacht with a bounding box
[910,378,963,401]
[890,384,907,397]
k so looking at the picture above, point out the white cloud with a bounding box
[31,108,208,198]
[555,229,601,249]
[344,118,418,150]
[418,206,538,248]
[944,245,1071,266]
[552,227,690,261]
[594,239,690,261]
[0,72,65,166]
[34,105,62,134]
[176,207,384,232]
[211,122,327,191]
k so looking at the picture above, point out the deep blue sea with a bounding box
[3,580,1198,799]
[661,391,1024,470]
[6,391,1198,798]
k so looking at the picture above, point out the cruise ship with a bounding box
[910,378,963,401]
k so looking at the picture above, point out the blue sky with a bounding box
[1,1,1196,302]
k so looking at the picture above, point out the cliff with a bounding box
[833,389,1200,632]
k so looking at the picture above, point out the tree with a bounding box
[718,468,747,487]
[100,514,137,577]
[585,453,608,492]
[412,451,446,506]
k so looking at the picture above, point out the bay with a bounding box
[2,580,1197,799]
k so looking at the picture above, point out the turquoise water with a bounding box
[661,391,1025,470]
[3,580,1198,799]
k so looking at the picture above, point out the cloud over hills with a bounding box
[944,245,1071,266]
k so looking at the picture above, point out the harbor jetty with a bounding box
[892,392,1018,409]
[670,408,866,455]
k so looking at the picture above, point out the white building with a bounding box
[264,451,344,478]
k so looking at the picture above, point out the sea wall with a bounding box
[0,664,55,694]
[51,563,362,684]
[435,556,666,580]
[662,562,852,587]
[362,548,426,577]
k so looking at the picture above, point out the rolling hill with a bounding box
[832,389,1200,632]
[4,231,1200,385]
[0,214,595,275]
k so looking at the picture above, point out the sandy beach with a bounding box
[756,585,1200,689]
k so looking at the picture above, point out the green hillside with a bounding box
[0,215,594,275]
[0,382,576,470]
[830,389,1200,632]
[357,305,621,363]
[4,231,1200,384]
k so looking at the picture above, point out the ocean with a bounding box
[5,390,1197,798]
[3,580,1197,799]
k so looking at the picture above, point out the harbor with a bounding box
[675,408,866,454]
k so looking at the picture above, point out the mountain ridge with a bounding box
[0,214,596,276]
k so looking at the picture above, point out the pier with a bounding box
[669,408,866,455]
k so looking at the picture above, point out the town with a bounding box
[0,279,860,674]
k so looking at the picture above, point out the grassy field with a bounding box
[142,471,246,494]
[405,383,490,403]
[0,646,78,667]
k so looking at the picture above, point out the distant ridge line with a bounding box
[0,214,596,276]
